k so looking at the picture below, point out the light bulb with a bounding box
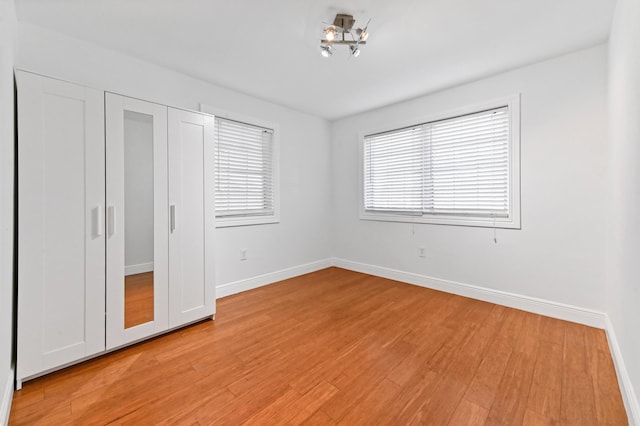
[350,45,360,57]
[325,27,336,41]
[321,46,332,57]
[355,28,369,41]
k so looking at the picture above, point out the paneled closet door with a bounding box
[105,93,169,349]
[16,71,105,384]
[168,108,216,327]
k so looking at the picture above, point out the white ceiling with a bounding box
[15,0,616,120]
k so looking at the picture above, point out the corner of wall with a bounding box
[216,258,333,298]
[605,315,640,426]
[606,0,640,423]
[0,367,14,425]
[0,0,17,424]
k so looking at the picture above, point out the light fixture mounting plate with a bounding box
[333,14,356,32]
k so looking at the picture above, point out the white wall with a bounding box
[332,45,608,311]
[15,22,332,290]
[0,0,15,422]
[607,0,640,421]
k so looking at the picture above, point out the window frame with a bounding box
[201,104,280,228]
[359,95,521,229]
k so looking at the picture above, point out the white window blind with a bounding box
[364,106,510,219]
[214,117,275,218]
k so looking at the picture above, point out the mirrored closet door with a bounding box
[105,93,169,349]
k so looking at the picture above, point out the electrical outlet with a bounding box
[240,248,247,261]
[418,246,426,258]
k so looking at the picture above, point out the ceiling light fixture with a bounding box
[320,14,371,58]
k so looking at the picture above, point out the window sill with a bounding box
[215,216,280,228]
[359,212,520,229]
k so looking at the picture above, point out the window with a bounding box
[214,116,279,227]
[361,96,520,228]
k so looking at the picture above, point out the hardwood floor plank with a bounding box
[336,378,401,425]
[289,383,341,425]
[561,322,599,425]
[204,381,292,425]
[300,409,337,426]
[539,315,566,346]
[376,369,441,424]
[484,349,538,424]
[515,313,544,355]
[8,382,43,412]
[487,309,541,425]
[522,408,554,426]
[584,326,628,425]
[386,326,447,387]
[526,340,563,423]
[322,371,383,422]
[9,400,72,426]
[241,381,338,425]
[9,268,626,425]
[116,384,235,425]
[463,337,512,410]
[410,301,501,424]
[448,398,490,426]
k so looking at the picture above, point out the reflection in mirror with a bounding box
[124,110,154,328]
[124,271,154,328]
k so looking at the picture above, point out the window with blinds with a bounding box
[363,100,520,228]
[214,117,276,223]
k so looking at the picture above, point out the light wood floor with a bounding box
[124,272,154,329]
[10,268,627,425]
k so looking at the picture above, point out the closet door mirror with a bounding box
[106,93,168,350]
[123,111,155,328]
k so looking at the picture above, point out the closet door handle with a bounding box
[93,206,103,237]
[107,205,116,237]
[170,205,176,233]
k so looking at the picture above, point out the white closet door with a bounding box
[105,93,169,349]
[17,71,105,383]
[168,108,215,327]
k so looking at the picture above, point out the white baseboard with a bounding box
[217,257,607,328]
[604,315,640,426]
[332,258,607,329]
[216,258,333,299]
[0,367,14,426]
[125,262,153,276]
